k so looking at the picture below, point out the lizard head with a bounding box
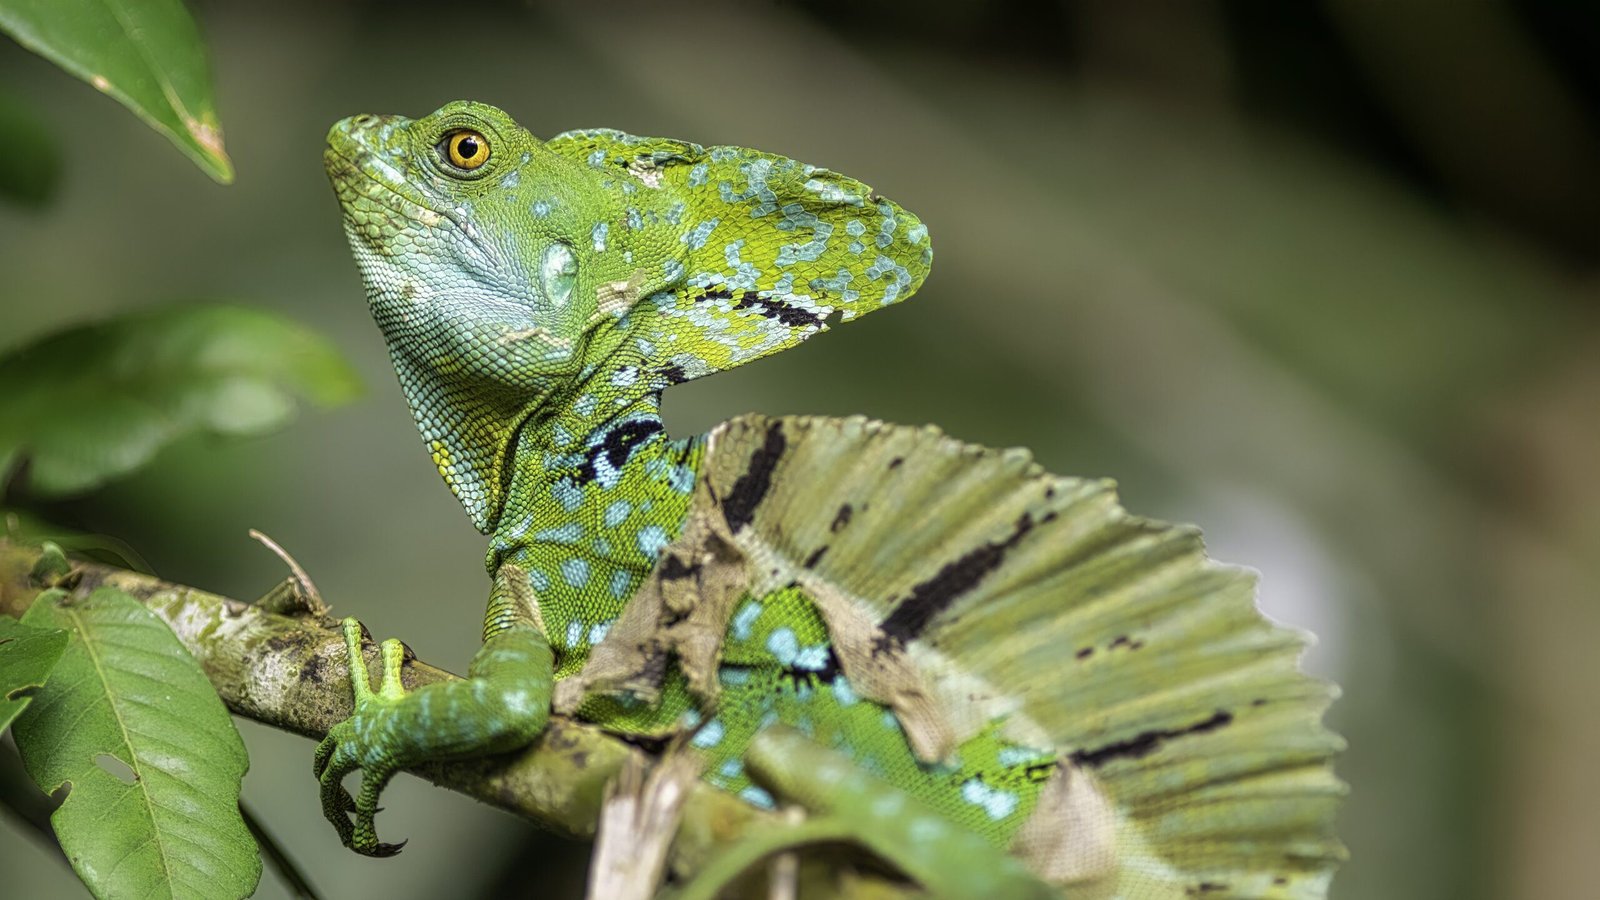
[327,101,933,531]
[327,101,636,528]
[326,101,610,393]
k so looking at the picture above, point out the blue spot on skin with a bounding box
[909,818,946,842]
[691,720,726,749]
[610,367,638,387]
[627,208,643,230]
[794,645,830,671]
[739,786,776,810]
[804,177,863,205]
[720,666,752,686]
[528,569,550,592]
[610,569,633,599]
[663,259,685,282]
[668,465,695,494]
[688,163,709,187]
[718,759,743,778]
[683,219,719,250]
[561,558,590,588]
[604,500,632,527]
[535,523,583,544]
[637,525,669,557]
[592,537,612,556]
[870,793,905,818]
[587,149,606,167]
[961,779,1020,821]
[592,221,609,252]
[732,601,763,640]
[766,627,799,666]
[998,746,1049,767]
[532,200,551,218]
[565,620,584,646]
[552,478,582,512]
[588,620,613,643]
[832,676,858,706]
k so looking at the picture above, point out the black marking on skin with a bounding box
[656,363,690,385]
[573,420,665,485]
[803,546,828,568]
[1189,883,1229,895]
[732,293,825,329]
[830,504,854,533]
[777,647,843,688]
[721,422,786,533]
[1075,647,1094,660]
[869,634,899,658]
[658,554,699,582]
[1108,634,1146,651]
[1023,760,1061,783]
[693,287,826,329]
[879,513,1036,643]
[888,457,904,469]
[1068,710,1235,769]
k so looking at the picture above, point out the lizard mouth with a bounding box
[323,116,470,239]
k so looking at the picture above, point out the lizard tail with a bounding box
[699,414,1347,899]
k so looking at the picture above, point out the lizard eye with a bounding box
[442,129,491,170]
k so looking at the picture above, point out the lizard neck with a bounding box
[487,350,703,595]
[487,362,703,663]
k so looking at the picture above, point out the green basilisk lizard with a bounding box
[320,100,1345,898]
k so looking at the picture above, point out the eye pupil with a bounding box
[444,130,489,170]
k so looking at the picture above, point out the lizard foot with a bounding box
[314,617,409,857]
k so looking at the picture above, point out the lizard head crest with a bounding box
[327,101,932,530]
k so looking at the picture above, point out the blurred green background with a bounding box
[5,1,1599,898]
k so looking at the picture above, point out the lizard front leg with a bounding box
[314,565,553,856]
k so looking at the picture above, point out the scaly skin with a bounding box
[320,102,1053,887]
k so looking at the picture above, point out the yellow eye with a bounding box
[444,129,490,170]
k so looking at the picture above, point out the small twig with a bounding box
[588,744,704,900]
[247,529,329,616]
[240,801,324,900]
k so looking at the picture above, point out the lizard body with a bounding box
[322,102,1344,898]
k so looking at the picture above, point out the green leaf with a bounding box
[0,613,68,733]
[2,511,155,573]
[13,587,261,899]
[0,87,60,206]
[0,0,232,182]
[0,304,362,496]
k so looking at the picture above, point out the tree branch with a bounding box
[0,539,767,883]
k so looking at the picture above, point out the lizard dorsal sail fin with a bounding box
[692,414,1346,896]
[542,129,932,385]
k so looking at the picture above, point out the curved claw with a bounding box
[313,617,411,856]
